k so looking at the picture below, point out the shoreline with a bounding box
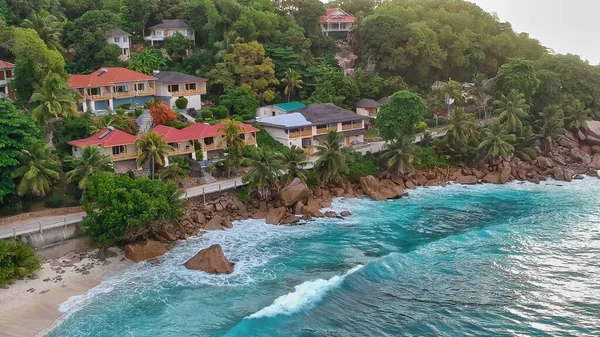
[0,248,132,337]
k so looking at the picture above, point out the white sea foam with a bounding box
[248,264,363,319]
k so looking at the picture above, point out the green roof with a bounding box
[274,101,306,112]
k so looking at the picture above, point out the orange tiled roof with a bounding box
[320,8,355,23]
[151,125,197,143]
[0,60,14,69]
[69,67,157,88]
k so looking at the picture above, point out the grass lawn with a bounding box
[365,128,379,138]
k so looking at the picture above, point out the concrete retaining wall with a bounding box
[21,222,85,249]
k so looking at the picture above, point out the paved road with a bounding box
[2,119,497,239]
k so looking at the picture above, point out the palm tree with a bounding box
[381,134,417,176]
[477,122,516,160]
[128,49,166,75]
[281,69,303,102]
[314,131,349,184]
[159,156,191,183]
[535,105,566,153]
[443,107,470,143]
[513,126,538,161]
[562,98,590,130]
[30,73,78,144]
[241,148,285,200]
[281,146,309,184]
[21,10,64,52]
[11,141,60,197]
[214,30,242,61]
[218,119,245,157]
[468,74,492,118]
[135,131,173,179]
[65,146,114,193]
[493,90,530,133]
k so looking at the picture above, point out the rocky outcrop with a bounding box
[183,244,234,274]
[589,153,600,170]
[455,171,478,185]
[570,148,592,165]
[266,207,286,225]
[124,241,166,263]
[279,178,310,207]
[359,175,405,201]
[204,215,226,230]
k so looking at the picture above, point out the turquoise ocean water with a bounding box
[48,179,600,336]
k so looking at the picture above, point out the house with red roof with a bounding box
[68,126,139,173]
[69,67,158,113]
[182,121,259,160]
[320,8,355,40]
[0,60,14,98]
[150,125,198,164]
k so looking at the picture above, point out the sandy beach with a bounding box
[0,248,132,337]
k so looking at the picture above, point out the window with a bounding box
[112,146,125,155]
[204,137,214,145]
[169,142,178,149]
[0,71,5,80]
[317,124,327,130]
[123,37,128,43]
[322,24,328,29]
[87,88,101,96]
[238,133,245,140]
[185,83,197,90]
[114,37,120,43]
[136,83,145,91]
[123,48,129,56]
[168,84,180,93]
[114,85,128,93]
[6,70,11,78]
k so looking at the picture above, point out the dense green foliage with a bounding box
[0,239,40,286]
[376,90,426,140]
[345,151,379,181]
[0,101,41,202]
[82,173,184,246]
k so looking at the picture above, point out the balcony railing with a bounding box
[342,124,352,131]
[289,131,301,138]
[316,128,328,135]
[302,147,316,155]
[110,152,138,161]
[171,89,205,97]
[168,146,194,155]
[202,143,225,151]
[114,91,134,98]
[244,138,257,145]
[90,93,112,100]
[136,89,156,96]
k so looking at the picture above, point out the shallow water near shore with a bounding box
[47,179,600,337]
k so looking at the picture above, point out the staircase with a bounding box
[136,110,153,133]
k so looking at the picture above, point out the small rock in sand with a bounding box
[39,290,49,294]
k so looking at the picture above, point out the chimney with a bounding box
[97,68,108,77]
[153,70,160,74]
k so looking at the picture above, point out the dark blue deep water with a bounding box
[48,179,600,336]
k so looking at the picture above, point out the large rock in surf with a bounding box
[124,240,166,263]
[588,153,600,170]
[359,175,404,201]
[279,178,310,207]
[183,244,234,274]
[266,207,286,224]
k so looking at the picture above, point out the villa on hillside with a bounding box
[320,8,355,40]
[150,125,198,164]
[0,60,14,98]
[256,101,306,119]
[183,121,259,160]
[153,71,207,109]
[355,98,381,120]
[145,19,195,47]
[68,127,139,173]
[69,67,157,112]
[258,103,369,155]
[106,28,132,61]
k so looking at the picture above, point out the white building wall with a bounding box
[262,126,289,146]
[170,95,202,109]
[356,107,368,117]
[256,106,286,118]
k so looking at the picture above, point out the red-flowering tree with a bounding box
[150,101,177,125]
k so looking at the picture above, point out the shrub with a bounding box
[134,107,144,117]
[200,109,213,120]
[212,106,228,119]
[150,101,178,125]
[0,239,41,286]
[231,115,243,122]
[236,186,250,202]
[119,103,132,109]
[175,97,188,109]
[144,99,160,109]
[82,173,185,246]
[345,151,379,181]
[164,120,193,130]
[413,121,428,133]
[45,195,63,208]
[254,125,286,152]
[305,169,318,187]
[116,107,126,116]
[195,149,204,161]
[21,201,32,212]
[414,146,448,169]
[195,117,204,122]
